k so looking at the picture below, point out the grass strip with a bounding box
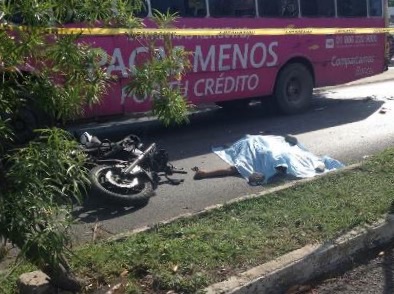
[2,148,394,293]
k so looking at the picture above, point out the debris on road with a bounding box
[363,96,376,102]
[91,220,114,243]
[285,284,313,294]
[379,107,389,114]
[105,282,125,294]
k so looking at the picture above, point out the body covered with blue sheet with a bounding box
[212,135,344,184]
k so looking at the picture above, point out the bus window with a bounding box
[183,0,207,17]
[150,0,185,15]
[150,0,206,17]
[258,0,299,18]
[210,0,256,17]
[132,0,148,17]
[337,0,367,17]
[300,0,335,17]
[369,0,382,17]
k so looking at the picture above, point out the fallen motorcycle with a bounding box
[79,132,186,206]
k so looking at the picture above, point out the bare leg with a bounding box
[192,166,239,180]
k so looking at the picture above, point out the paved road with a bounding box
[70,76,394,244]
[306,242,394,294]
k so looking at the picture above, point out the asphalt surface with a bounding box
[70,72,394,244]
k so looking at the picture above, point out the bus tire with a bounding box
[274,63,313,114]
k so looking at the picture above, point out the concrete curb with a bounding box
[204,216,394,294]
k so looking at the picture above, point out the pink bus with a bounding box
[82,0,389,118]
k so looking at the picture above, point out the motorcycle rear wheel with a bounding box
[89,165,154,206]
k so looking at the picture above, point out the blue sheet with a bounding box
[212,135,344,185]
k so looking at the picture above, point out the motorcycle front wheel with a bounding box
[89,165,154,206]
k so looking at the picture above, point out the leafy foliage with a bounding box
[0,0,191,288]
[126,11,191,126]
[0,30,109,123]
[1,129,89,268]
[0,2,122,274]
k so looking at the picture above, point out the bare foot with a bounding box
[192,166,206,180]
[248,172,265,185]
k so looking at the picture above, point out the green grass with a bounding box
[2,148,394,293]
[0,263,35,294]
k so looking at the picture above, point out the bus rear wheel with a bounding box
[274,63,313,114]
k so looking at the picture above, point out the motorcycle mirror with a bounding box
[80,132,93,145]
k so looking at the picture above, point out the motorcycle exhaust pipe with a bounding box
[122,143,156,174]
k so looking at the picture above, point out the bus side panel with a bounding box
[313,33,386,88]
[85,22,284,116]
[82,35,127,117]
[173,34,280,105]
[304,18,386,88]
[79,15,387,118]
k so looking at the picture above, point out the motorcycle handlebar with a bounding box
[122,143,156,174]
[102,142,123,158]
[100,135,141,158]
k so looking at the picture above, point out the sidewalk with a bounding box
[347,67,394,85]
[316,67,394,92]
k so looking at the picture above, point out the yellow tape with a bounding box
[4,25,394,36]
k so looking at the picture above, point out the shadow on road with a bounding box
[68,94,385,162]
[73,194,150,224]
